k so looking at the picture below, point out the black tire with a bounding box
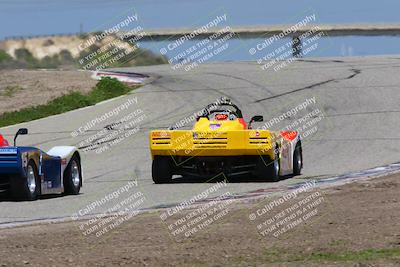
[293,142,302,175]
[256,152,280,182]
[64,154,82,195]
[152,156,172,184]
[10,160,40,201]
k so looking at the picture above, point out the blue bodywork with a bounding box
[0,147,62,194]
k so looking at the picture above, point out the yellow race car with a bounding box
[149,98,302,183]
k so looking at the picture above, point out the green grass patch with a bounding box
[0,85,23,97]
[258,247,400,264]
[0,77,139,127]
[0,50,12,63]
[306,248,400,262]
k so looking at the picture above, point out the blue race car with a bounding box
[0,128,82,201]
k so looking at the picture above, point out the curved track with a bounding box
[1,56,400,225]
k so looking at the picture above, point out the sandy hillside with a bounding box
[0,70,97,114]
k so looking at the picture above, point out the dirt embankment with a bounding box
[1,35,122,59]
[0,173,399,267]
[0,70,97,114]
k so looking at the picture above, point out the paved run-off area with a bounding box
[0,55,400,226]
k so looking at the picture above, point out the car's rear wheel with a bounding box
[64,154,82,195]
[256,152,280,182]
[152,156,172,184]
[293,142,302,175]
[10,160,40,201]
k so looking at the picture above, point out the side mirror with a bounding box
[251,115,263,122]
[14,128,28,147]
[248,115,263,129]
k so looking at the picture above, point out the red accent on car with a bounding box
[215,114,228,120]
[0,134,9,147]
[152,132,170,137]
[238,118,247,129]
[280,131,298,141]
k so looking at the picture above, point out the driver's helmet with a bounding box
[0,134,9,147]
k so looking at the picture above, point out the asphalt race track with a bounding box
[1,56,400,225]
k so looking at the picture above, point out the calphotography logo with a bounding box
[71,96,147,154]
[159,180,235,240]
[248,13,329,72]
[71,97,138,137]
[71,179,146,239]
[160,13,237,72]
[248,180,328,238]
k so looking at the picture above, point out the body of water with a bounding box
[1,0,400,60]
